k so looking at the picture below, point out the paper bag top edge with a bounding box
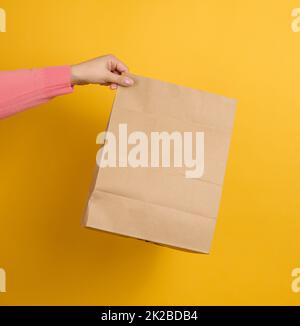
[115,73,237,131]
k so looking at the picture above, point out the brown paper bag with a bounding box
[83,74,236,253]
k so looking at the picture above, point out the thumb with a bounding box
[107,72,134,87]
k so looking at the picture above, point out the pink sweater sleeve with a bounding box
[0,66,74,119]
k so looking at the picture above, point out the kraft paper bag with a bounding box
[83,74,236,253]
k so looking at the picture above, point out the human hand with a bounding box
[71,55,134,89]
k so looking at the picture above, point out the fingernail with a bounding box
[124,77,134,85]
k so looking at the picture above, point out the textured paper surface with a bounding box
[84,74,236,253]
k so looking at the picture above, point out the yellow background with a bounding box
[0,0,300,305]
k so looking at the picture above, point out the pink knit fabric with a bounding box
[0,66,73,119]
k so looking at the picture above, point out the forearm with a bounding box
[0,66,73,119]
